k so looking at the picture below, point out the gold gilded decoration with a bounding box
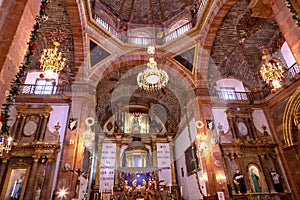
[282,87,300,146]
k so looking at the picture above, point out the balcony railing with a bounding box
[20,84,68,95]
[212,63,300,102]
[92,0,208,46]
[282,63,300,81]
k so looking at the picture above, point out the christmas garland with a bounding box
[0,0,49,134]
[285,0,300,27]
[184,107,205,197]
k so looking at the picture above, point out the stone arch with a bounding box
[93,54,206,133]
[200,0,239,51]
[89,53,198,89]
[66,0,85,80]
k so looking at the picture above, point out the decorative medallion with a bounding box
[23,120,38,136]
[237,122,248,135]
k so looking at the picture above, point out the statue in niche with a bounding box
[233,169,247,194]
[9,175,24,200]
[250,168,260,192]
[132,113,142,133]
[270,169,284,193]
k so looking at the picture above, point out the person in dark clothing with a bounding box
[233,169,247,194]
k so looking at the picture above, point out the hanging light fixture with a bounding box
[40,29,67,79]
[40,43,66,79]
[260,59,284,89]
[137,46,168,92]
[259,43,285,89]
[0,135,13,157]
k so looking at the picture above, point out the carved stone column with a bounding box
[24,156,39,200]
[40,157,56,200]
[0,158,9,182]
[226,112,237,138]
[95,134,104,187]
[167,134,177,185]
[16,114,26,141]
[115,143,121,185]
[35,114,44,141]
[151,133,158,167]
[11,114,21,139]
[235,152,251,193]
[114,132,123,185]
[223,153,235,195]
[270,153,288,192]
[38,114,49,141]
[259,153,275,193]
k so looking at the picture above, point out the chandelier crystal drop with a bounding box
[40,44,66,79]
[137,46,169,92]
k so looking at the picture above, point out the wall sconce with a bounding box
[69,138,75,145]
[216,173,226,185]
[200,173,208,182]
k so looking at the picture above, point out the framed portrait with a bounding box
[0,162,30,200]
[185,142,201,176]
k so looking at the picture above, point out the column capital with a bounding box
[32,155,40,163]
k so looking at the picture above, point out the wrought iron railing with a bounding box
[282,62,300,81]
[164,22,193,43]
[19,63,299,101]
[20,84,67,95]
[93,14,194,45]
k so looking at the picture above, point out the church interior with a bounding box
[0,0,300,199]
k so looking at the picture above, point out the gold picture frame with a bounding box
[0,161,30,200]
[185,142,201,176]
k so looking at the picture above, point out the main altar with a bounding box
[91,109,180,200]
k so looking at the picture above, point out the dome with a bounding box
[91,0,195,26]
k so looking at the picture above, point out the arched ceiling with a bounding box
[96,65,181,134]
[92,0,194,26]
[209,0,280,88]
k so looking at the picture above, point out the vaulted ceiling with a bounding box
[210,0,280,88]
[93,0,195,25]
[38,0,283,132]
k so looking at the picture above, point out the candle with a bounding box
[180,186,183,196]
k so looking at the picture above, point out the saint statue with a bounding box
[270,170,284,192]
[233,169,247,194]
[250,169,260,192]
[10,175,24,200]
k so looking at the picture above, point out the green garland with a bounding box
[0,0,49,134]
[184,107,205,197]
[285,0,300,27]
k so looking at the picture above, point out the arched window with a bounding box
[281,42,297,68]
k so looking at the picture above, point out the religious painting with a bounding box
[173,47,196,73]
[206,119,215,131]
[68,118,78,131]
[89,39,111,68]
[0,164,30,200]
[185,142,200,176]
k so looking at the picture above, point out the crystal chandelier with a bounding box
[260,59,284,89]
[0,135,13,157]
[259,44,284,89]
[40,44,66,79]
[137,46,168,91]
